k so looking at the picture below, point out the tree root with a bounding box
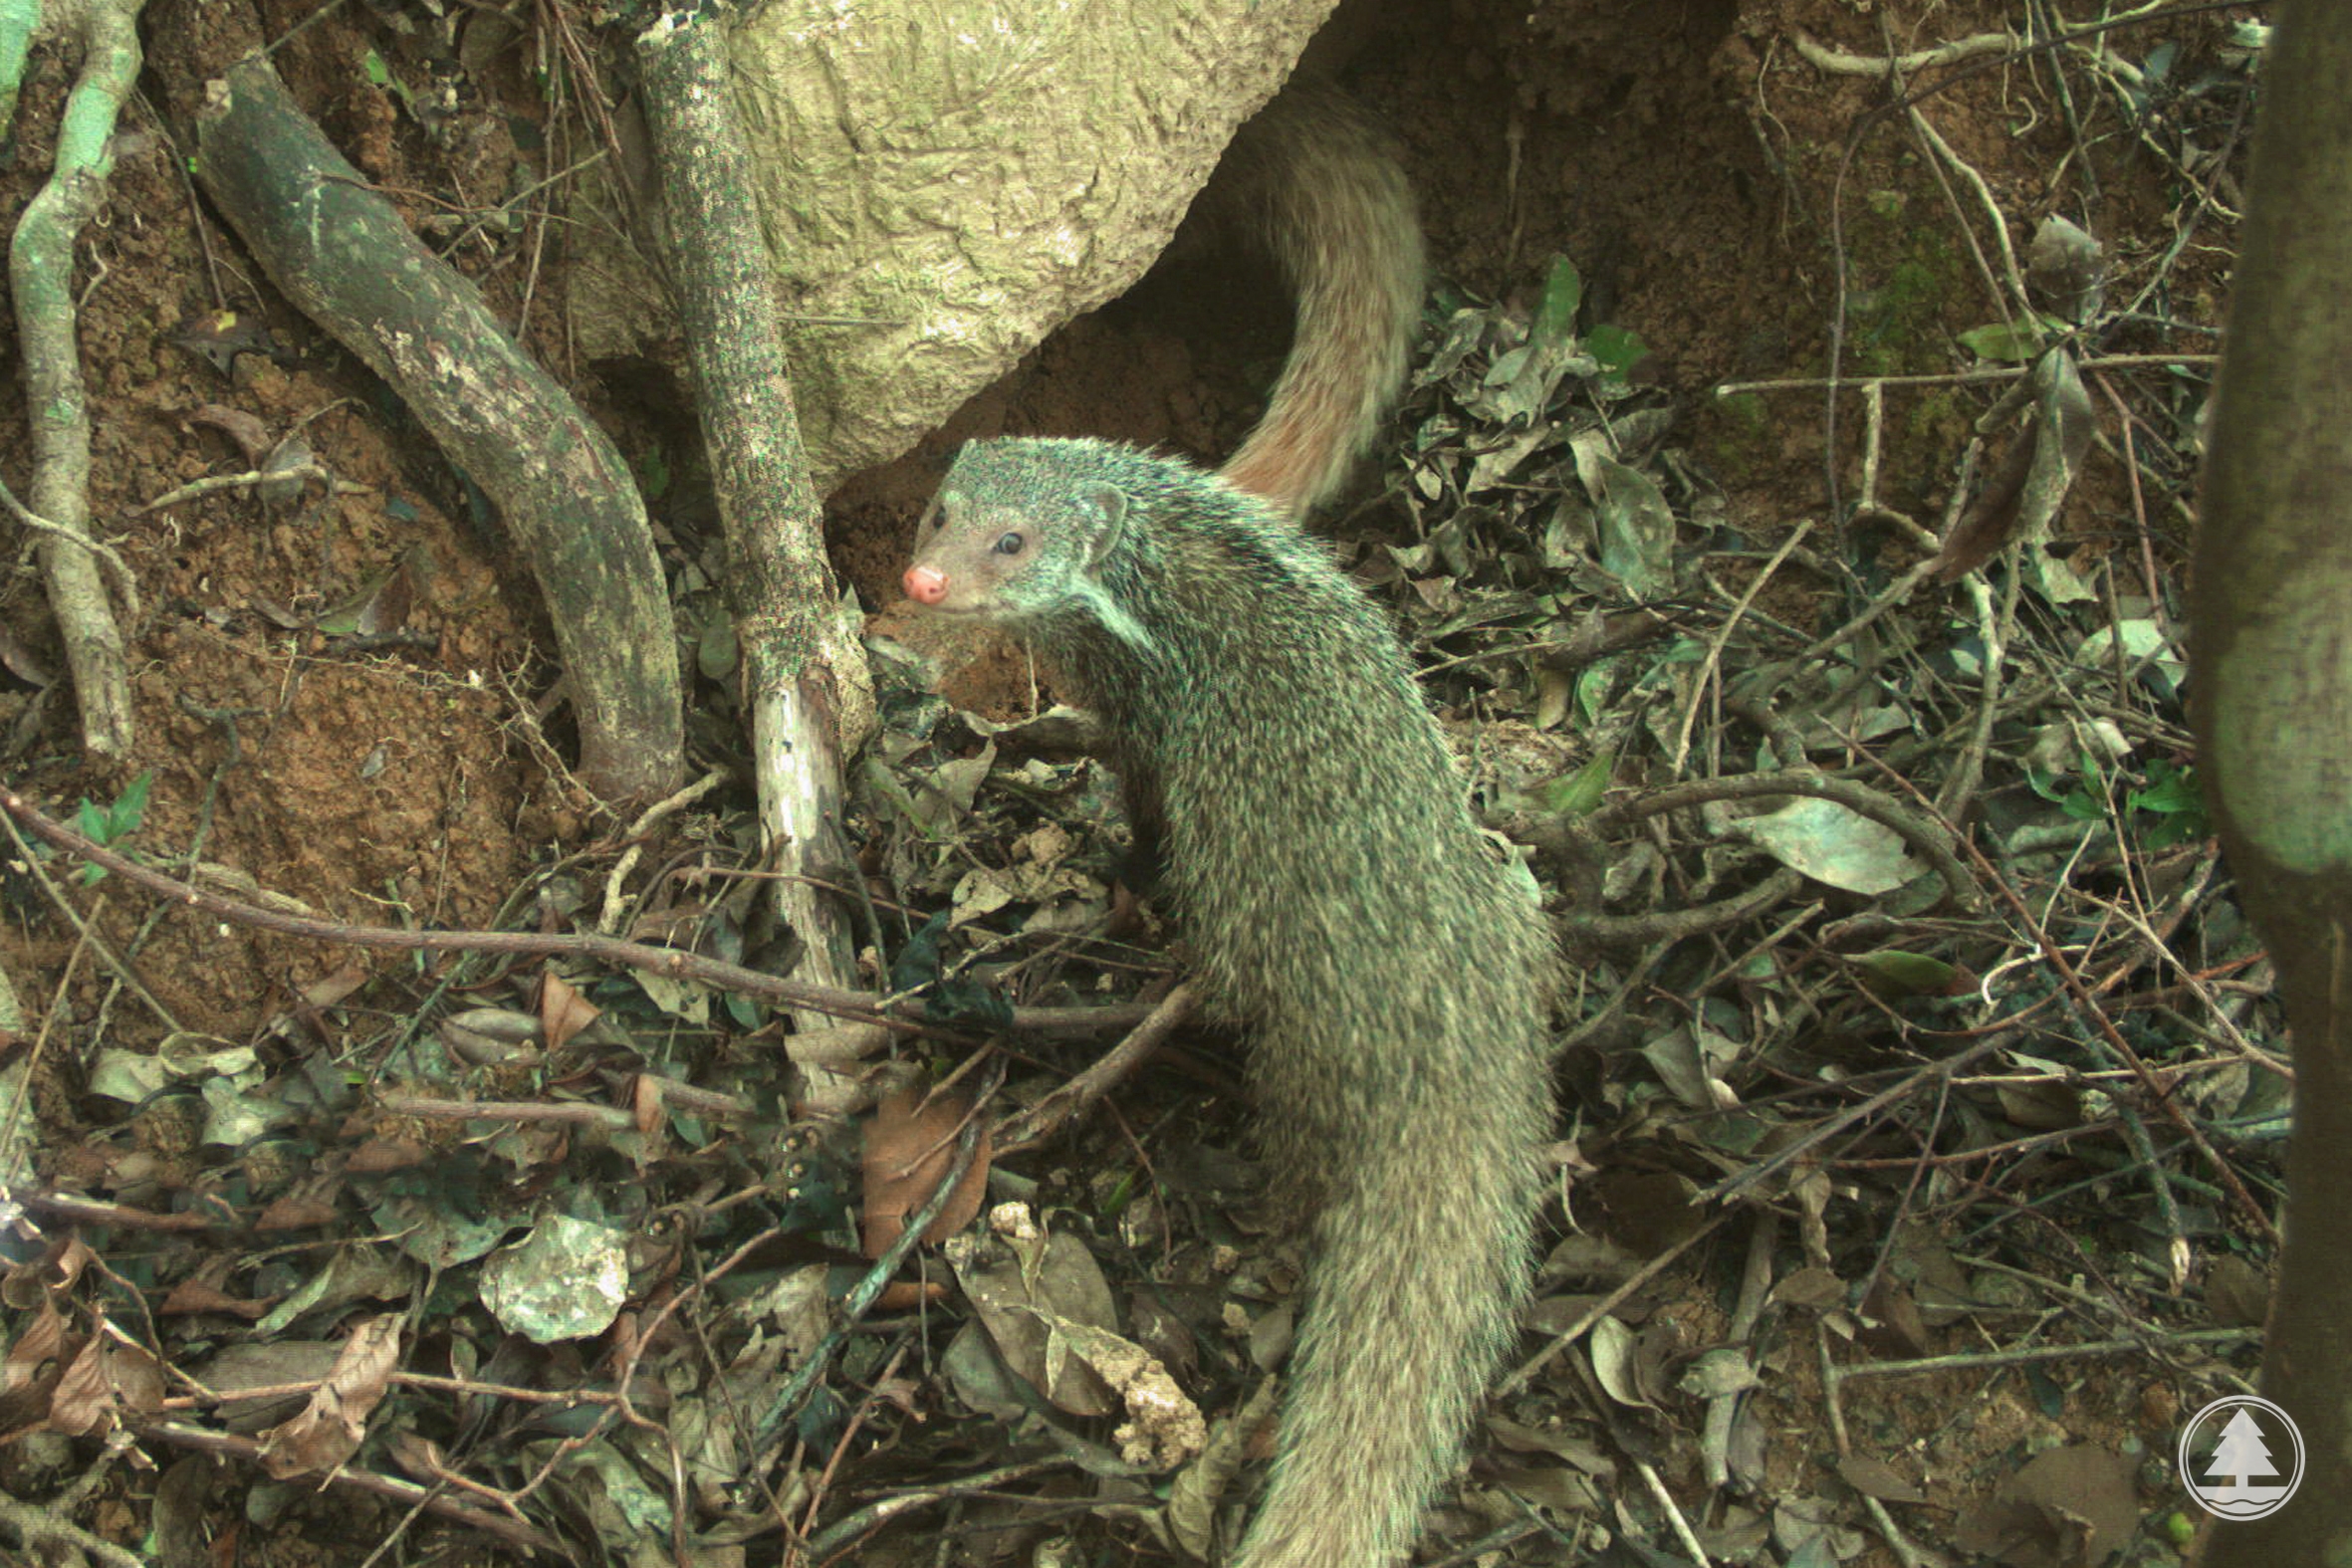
[193,58,683,805]
[6,0,146,763]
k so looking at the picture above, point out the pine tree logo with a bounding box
[2181,1396,2303,1520]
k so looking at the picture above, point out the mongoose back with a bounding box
[1197,85,1425,519]
[902,438,1555,1568]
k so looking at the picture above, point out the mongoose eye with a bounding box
[993,532,1026,557]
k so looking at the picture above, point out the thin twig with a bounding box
[0,783,1154,1040]
[997,983,1199,1152]
[753,1077,996,1453]
[143,1422,563,1552]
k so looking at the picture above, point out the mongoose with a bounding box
[1192,84,1426,519]
[901,438,1556,1568]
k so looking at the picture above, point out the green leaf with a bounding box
[2129,763,2201,815]
[1586,324,1649,374]
[1957,322,2048,362]
[2028,760,2105,819]
[74,776,137,884]
[314,563,400,638]
[2057,787,2104,822]
[1536,754,1612,817]
[1529,255,1582,353]
[889,910,950,995]
[922,978,1015,1028]
[1854,950,1960,1000]
[73,772,153,883]
[1573,662,1615,730]
[2129,762,2210,845]
[637,450,671,500]
[109,771,152,838]
[362,50,392,90]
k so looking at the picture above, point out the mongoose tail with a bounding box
[904,438,1554,1568]
[1208,86,1427,520]
[1230,1068,1548,1568]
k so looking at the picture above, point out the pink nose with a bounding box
[903,565,948,605]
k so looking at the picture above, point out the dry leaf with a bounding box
[861,1085,991,1255]
[50,1334,163,1436]
[537,970,600,1054]
[159,1280,276,1318]
[953,1230,1120,1418]
[254,1313,403,1478]
[1837,1454,1926,1503]
[2204,1255,2270,1328]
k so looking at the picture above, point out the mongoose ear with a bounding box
[1076,483,1130,563]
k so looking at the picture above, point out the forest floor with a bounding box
[0,1,2276,1565]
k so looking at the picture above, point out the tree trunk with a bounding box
[2193,5,2352,1560]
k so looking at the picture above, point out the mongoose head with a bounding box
[901,442,1139,636]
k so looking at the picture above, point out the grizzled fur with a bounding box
[905,437,1556,1568]
[1205,84,1426,520]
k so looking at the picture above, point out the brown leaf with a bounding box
[158,1280,276,1318]
[254,1313,403,1478]
[300,961,374,1009]
[1030,1310,1204,1469]
[1954,1443,2139,1568]
[0,615,55,688]
[1586,1314,1651,1408]
[347,1138,433,1174]
[255,1195,344,1231]
[151,1454,220,1568]
[50,1334,163,1436]
[196,1341,343,1432]
[1934,430,2036,582]
[537,970,600,1054]
[1167,1379,1278,1559]
[316,559,414,639]
[1954,1496,2061,1568]
[45,1237,96,1293]
[1932,351,2094,582]
[2007,1444,2139,1564]
[174,311,277,376]
[861,1085,991,1255]
[2027,215,2107,324]
[383,1429,446,1484]
[1888,1222,1977,1328]
[1587,1167,1708,1254]
[1836,1454,1926,1503]
[1858,1279,1930,1358]
[2205,1255,2270,1328]
[1768,1265,1845,1311]
[0,1300,67,1391]
[0,1303,68,1431]
[258,433,319,506]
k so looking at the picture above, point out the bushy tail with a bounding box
[1213,85,1427,520]
[1232,1073,1546,1568]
